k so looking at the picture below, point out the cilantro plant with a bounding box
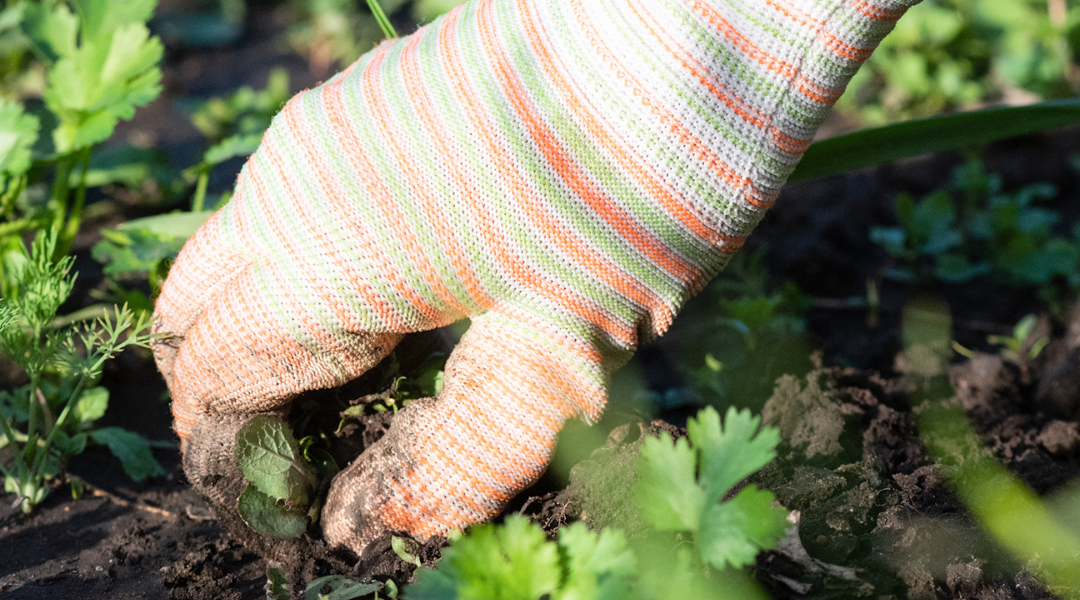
[409,517,637,600]
[0,231,161,514]
[402,406,787,600]
[871,159,1080,298]
[634,406,788,570]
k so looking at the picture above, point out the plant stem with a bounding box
[192,170,208,212]
[0,216,48,238]
[31,374,88,474]
[0,405,27,475]
[26,372,40,443]
[58,147,92,256]
[48,154,74,233]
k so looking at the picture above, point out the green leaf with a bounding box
[40,11,163,154]
[0,99,40,176]
[120,211,214,238]
[71,144,177,188]
[89,426,165,482]
[391,535,421,566]
[92,211,212,276]
[408,568,457,600]
[92,227,187,275]
[409,516,560,600]
[238,484,309,539]
[20,2,79,61]
[634,432,705,532]
[74,386,108,425]
[72,0,157,44]
[557,524,636,600]
[687,407,779,505]
[304,575,380,600]
[53,430,87,457]
[202,133,262,167]
[697,485,788,570]
[267,562,291,600]
[791,100,1080,183]
[234,415,310,504]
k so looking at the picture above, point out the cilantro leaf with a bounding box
[558,524,636,600]
[20,2,79,61]
[688,407,780,504]
[72,0,157,42]
[635,432,705,531]
[697,485,788,569]
[409,516,560,600]
[634,406,787,571]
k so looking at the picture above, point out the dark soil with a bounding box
[4,4,1080,599]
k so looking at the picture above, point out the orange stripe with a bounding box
[320,50,447,328]
[690,0,844,107]
[516,0,713,284]
[362,36,474,318]
[854,0,905,22]
[767,0,876,64]
[258,131,387,354]
[516,0,706,280]
[398,31,495,311]
[479,2,677,328]
[568,0,779,210]
[278,99,406,333]
[625,0,812,163]
[438,3,636,344]
[357,47,463,322]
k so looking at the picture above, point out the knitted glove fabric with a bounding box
[153,0,921,555]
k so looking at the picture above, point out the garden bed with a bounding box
[3,3,1080,599]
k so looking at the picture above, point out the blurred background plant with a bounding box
[870,158,1080,310]
[838,0,1080,124]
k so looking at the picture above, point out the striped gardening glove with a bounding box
[153,0,921,557]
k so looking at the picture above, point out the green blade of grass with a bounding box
[790,99,1080,183]
[366,0,398,39]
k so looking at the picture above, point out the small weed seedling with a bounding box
[985,313,1050,362]
[0,231,161,514]
[234,415,320,538]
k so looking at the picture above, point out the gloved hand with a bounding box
[153,0,920,557]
